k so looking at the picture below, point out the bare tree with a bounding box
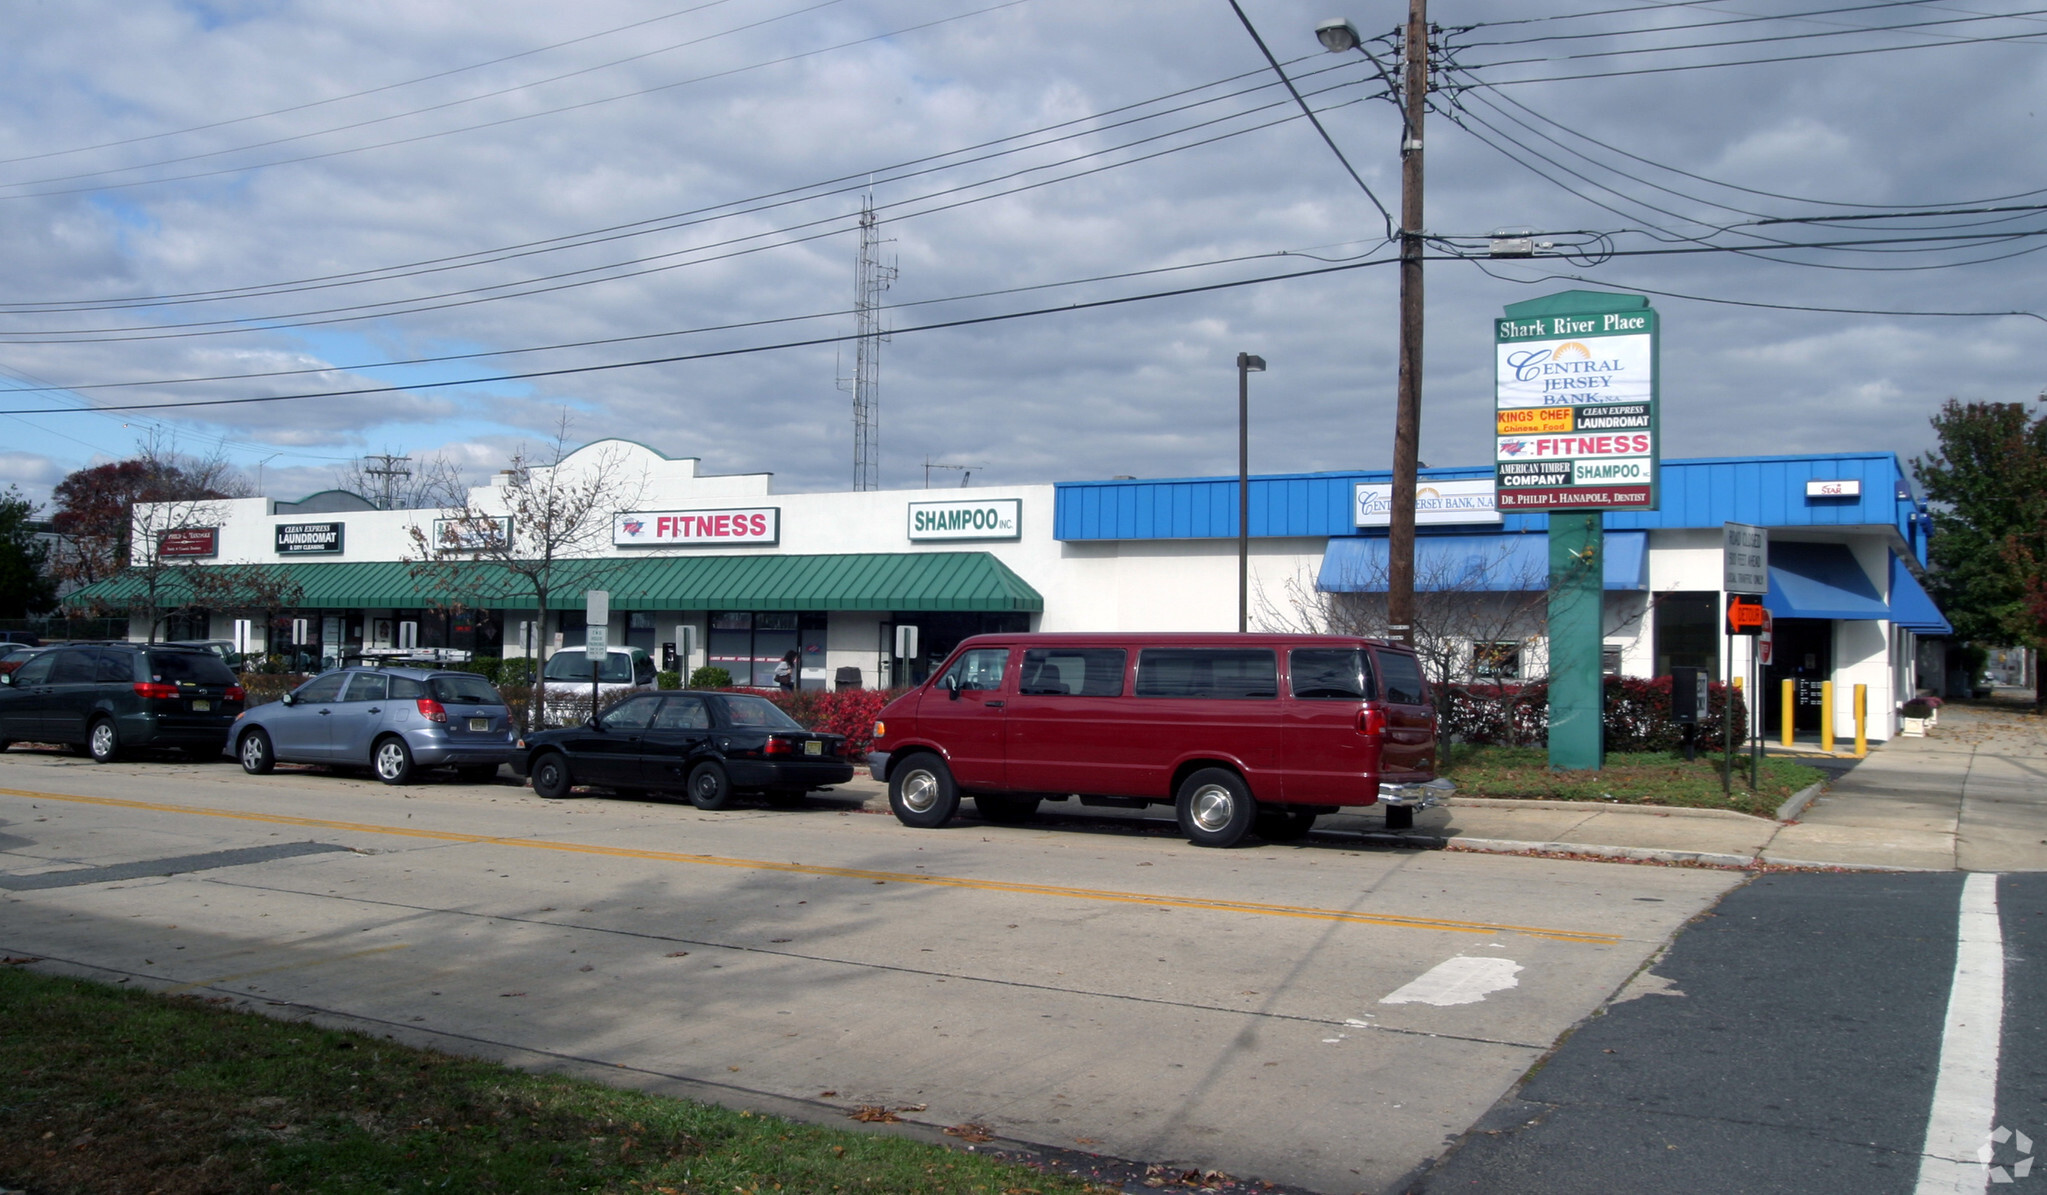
[407,417,648,727]
[336,451,470,511]
[1256,542,1553,698]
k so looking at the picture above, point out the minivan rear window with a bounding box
[1290,648,1375,700]
[1134,648,1277,699]
[1019,648,1126,697]
[1376,650,1428,706]
[147,651,236,685]
[430,674,503,705]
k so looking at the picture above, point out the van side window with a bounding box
[1019,648,1126,697]
[49,649,96,685]
[1375,651,1429,706]
[1290,648,1374,700]
[1134,648,1278,699]
[939,648,1009,692]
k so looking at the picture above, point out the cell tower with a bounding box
[840,194,896,491]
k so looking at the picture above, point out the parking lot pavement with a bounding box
[0,753,1740,1195]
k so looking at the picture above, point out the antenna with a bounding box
[837,193,897,491]
[921,458,985,488]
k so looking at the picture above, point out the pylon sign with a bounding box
[1494,291,1660,511]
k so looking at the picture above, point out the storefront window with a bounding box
[708,612,805,686]
[1654,592,1720,677]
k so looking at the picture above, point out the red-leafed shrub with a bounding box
[1445,675,1748,750]
[765,687,903,758]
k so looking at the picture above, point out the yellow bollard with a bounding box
[1854,683,1867,757]
[1781,679,1795,747]
[1821,681,1835,753]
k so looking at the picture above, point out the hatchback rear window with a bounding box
[1290,648,1375,700]
[430,674,503,705]
[1134,648,1277,699]
[146,651,236,685]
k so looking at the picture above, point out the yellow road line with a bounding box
[162,943,410,996]
[2,787,1623,946]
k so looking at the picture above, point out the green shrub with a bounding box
[688,665,732,689]
[656,669,681,690]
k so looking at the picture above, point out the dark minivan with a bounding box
[867,633,1441,847]
[0,642,245,761]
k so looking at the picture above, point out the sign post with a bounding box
[586,591,610,722]
[1723,523,1769,792]
[1495,291,1660,772]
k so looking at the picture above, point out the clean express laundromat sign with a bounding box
[1494,296,1659,511]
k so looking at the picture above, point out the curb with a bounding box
[1443,837,1760,868]
[1448,796,1772,822]
[1774,781,1827,822]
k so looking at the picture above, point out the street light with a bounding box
[1237,351,1267,634]
[1321,6,1427,646]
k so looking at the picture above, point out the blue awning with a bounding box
[1763,542,1889,620]
[1318,531,1647,593]
[1888,553,1952,635]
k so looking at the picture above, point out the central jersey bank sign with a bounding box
[1494,291,1660,512]
[908,498,1021,541]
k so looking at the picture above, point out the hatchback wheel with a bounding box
[87,718,120,764]
[686,761,734,811]
[239,729,275,775]
[373,737,416,785]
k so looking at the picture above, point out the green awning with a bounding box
[65,552,1043,614]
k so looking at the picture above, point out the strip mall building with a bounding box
[92,439,1949,741]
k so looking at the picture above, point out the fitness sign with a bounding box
[1493,297,1660,511]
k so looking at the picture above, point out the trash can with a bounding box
[834,666,862,691]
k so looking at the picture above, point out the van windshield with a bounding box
[1290,648,1373,700]
[543,651,636,683]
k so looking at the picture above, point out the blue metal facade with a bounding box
[1054,452,1927,561]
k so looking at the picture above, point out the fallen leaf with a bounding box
[578,964,594,972]
[819,1091,838,1098]
[499,992,526,998]
[770,938,792,944]
[945,1122,995,1143]
[2,956,41,965]
[850,1106,900,1123]
[665,951,689,958]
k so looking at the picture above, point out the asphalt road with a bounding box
[0,747,1739,1195]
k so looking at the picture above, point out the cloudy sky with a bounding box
[1,0,2042,509]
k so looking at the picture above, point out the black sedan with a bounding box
[511,689,854,809]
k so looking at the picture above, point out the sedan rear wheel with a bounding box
[372,737,417,786]
[686,761,734,811]
[238,729,275,775]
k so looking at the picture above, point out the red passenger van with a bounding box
[866,633,1443,847]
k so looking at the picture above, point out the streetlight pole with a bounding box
[1237,352,1266,633]
[1320,3,1427,646]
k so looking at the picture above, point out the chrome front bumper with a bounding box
[1378,777,1456,808]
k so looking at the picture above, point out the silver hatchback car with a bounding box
[232,666,515,784]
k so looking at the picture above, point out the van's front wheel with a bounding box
[1176,768,1256,848]
[890,753,959,828]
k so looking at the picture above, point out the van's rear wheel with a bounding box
[1176,768,1256,848]
[1257,810,1318,842]
[890,753,959,828]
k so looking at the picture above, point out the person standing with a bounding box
[775,649,799,692]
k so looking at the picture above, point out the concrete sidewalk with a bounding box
[840,702,2047,871]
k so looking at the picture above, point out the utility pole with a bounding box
[1387,0,1429,647]
[362,454,412,511]
[840,194,897,492]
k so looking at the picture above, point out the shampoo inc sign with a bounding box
[908,498,1021,541]
[1493,295,1660,512]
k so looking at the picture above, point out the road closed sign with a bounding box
[1494,293,1660,512]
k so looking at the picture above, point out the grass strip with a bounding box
[1441,744,1826,819]
[0,966,1110,1195]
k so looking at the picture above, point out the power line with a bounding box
[1465,259,2047,323]
[1455,23,2047,86]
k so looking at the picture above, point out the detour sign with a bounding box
[1727,595,1767,635]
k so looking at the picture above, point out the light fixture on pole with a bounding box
[1320,5,1427,646]
[1237,351,1266,634]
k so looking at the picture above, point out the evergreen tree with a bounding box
[0,486,56,618]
